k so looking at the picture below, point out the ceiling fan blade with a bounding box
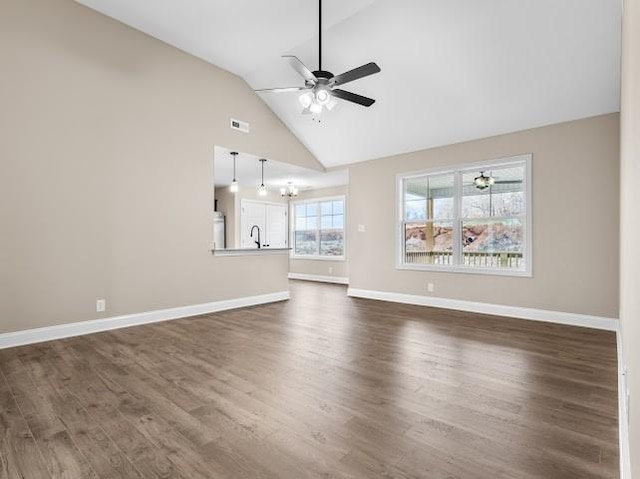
[330,62,381,87]
[282,56,318,84]
[494,180,523,184]
[255,86,307,93]
[331,89,376,107]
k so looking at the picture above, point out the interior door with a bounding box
[240,201,266,248]
[266,204,287,248]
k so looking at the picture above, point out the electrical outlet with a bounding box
[357,224,365,233]
[425,283,435,293]
[328,266,333,274]
[96,299,106,313]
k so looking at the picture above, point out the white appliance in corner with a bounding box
[240,200,287,249]
[213,211,225,249]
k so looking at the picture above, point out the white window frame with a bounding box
[396,154,532,277]
[290,195,346,261]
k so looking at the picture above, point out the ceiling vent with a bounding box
[230,118,249,133]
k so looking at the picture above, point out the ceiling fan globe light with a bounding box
[299,92,313,108]
[316,88,330,105]
[310,102,323,114]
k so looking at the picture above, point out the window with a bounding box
[292,197,345,259]
[397,155,531,275]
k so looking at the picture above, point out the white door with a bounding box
[241,201,266,248]
[266,204,287,248]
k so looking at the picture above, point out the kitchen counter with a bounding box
[212,248,291,257]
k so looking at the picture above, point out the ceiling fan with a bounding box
[255,0,381,119]
[473,171,523,190]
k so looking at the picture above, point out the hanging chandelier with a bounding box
[280,182,299,198]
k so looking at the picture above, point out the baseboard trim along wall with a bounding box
[0,291,290,350]
[288,273,349,285]
[617,331,632,479]
[347,288,619,331]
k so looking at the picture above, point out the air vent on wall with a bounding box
[230,118,250,133]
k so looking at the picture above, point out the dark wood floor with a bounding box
[0,281,619,478]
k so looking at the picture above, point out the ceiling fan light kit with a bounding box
[255,0,381,121]
[474,171,496,190]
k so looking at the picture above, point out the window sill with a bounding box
[396,263,532,278]
[291,255,346,262]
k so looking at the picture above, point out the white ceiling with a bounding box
[77,0,622,168]
[214,146,348,191]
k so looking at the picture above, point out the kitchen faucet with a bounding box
[250,225,261,249]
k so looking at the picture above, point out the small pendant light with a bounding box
[229,151,239,193]
[258,158,268,197]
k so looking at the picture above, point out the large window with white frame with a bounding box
[292,197,345,259]
[397,155,531,275]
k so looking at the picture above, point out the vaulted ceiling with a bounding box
[77,0,622,168]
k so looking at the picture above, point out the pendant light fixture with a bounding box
[258,158,268,197]
[229,151,239,193]
[280,182,299,198]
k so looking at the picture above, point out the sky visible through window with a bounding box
[294,199,345,258]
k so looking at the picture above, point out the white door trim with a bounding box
[617,331,631,479]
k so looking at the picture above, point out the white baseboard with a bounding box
[0,291,290,350]
[288,273,349,285]
[347,288,619,331]
[617,331,632,479]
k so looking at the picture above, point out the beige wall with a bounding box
[288,185,349,280]
[0,0,320,334]
[620,0,640,473]
[348,114,620,318]
[289,259,349,280]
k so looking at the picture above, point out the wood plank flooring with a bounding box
[0,280,619,478]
